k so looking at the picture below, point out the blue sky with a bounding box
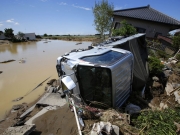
[0,0,180,35]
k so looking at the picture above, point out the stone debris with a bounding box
[2,124,35,135]
[90,122,113,135]
[174,90,180,104]
[12,104,25,111]
[166,83,174,96]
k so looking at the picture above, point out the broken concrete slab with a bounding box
[25,106,57,125]
[37,93,66,107]
[20,92,52,119]
[1,124,35,135]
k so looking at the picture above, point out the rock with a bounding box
[172,83,180,89]
[0,71,2,74]
[174,91,180,104]
[19,59,26,63]
[47,79,56,85]
[152,81,163,88]
[52,80,57,87]
[165,83,174,96]
[152,76,159,81]
[112,125,119,135]
[159,102,168,110]
[12,104,24,110]
[90,122,112,135]
[163,70,173,78]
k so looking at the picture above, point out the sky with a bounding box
[0,0,180,35]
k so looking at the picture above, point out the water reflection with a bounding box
[0,40,91,119]
[0,41,37,54]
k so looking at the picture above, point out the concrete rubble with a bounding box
[1,79,65,135]
[1,124,35,135]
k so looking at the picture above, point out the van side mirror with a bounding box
[61,76,76,92]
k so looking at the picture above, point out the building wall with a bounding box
[24,33,36,40]
[113,16,172,38]
[0,34,6,40]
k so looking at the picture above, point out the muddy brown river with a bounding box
[0,40,91,119]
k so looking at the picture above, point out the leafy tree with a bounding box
[17,31,25,39]
[172,35,180,49]
[44,33,47,37]
[93,0,114,40]
[4,28,14,39]
[112,20,136,36]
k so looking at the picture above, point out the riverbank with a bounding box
[0,40,10,46]
[0,79,78,135]
[42,35,105,42]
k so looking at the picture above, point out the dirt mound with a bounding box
[33,104,78,135]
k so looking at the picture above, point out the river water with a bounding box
[0,40,91,119]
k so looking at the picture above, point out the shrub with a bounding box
[112,20,136,36]
[156,50,168,59]
[133,108,180,135]
[148,56,164,75]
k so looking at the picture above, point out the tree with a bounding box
[93,0,114,40]
[4,28,14,39]
[44,33,47,37]
[17,31,25,39]
[112,20,136,36]
[172,35,180,49]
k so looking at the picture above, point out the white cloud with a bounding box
[72,4,91,11]
[58,2,67,6]
[14,22,19,25]
[6,19,14,23]
[6,19,19,25]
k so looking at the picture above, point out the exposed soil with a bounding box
[0,95,43,134]
[0,103,28,134]
[32,104,78,135]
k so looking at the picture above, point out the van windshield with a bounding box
[80,51,125,65]
[77,65,112,107]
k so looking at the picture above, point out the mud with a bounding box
[33,104,78,135]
